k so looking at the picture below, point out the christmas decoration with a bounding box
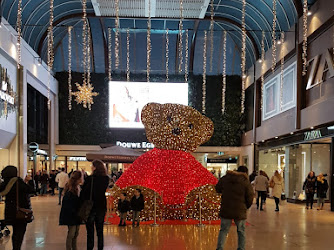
[71,82,98,109]
[111,103,219,221]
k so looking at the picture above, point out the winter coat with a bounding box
[254,175,268,192]
[316,177,328,198]
[118,199,130,213]
[40,174,49,185]
[215,171,254,220]
[303,176,316,194]
[271,176,284,198]
[59,191,81,226]
[80,175,110,213]
[49,173,57,188]
[130,194,145,211]
[0,178,34,225]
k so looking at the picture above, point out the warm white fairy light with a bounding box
[209,0,214,73]
[166,29,169,82]
[147,0,152,82]
[114,0,120,69]
[178,0,184,73]
[82,0,88,85]
[260,31,265,110]
[240,0,246,114]
[87,24,91,87]
[108,27,112,82]
[185,29,189,83]
[222,30,227,114]
[280,31,285,110]
[202,31,208,114]
[16,0,22,69]
[302,0,308,76]
[47,0,55,110]
[126,28,130,82]
[68,26,72,110]
[271,0,277,73]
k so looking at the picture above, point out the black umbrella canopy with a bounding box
[86,145,143,163]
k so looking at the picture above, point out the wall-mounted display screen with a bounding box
[109,81,188,128]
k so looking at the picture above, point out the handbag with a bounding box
[78,177,94,223]
[0,201,5,221]
[15,181,34,223]
[281,193,286,200]
[298,191,306,201]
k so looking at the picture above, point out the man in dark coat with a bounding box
[215,166,254,250]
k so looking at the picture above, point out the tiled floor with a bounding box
[1,196,334,249]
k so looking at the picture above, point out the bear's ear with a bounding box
[141,102,161,127]
[200,116,214,144]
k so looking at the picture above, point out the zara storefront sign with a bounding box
[304,130,322,141]
[116,141,154,149]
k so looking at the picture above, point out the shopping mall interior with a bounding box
[0,0,334,249]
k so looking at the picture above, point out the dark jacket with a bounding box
[0,178,34,225]
[216,171,254,220]
[118,199,130,213]
[316,177,328,198]
[40,174,49,185]
[59,191,81,226]
[49,173,57,188]
[80,175,110,213]
[130,194,144,211]
[303,176,316,194]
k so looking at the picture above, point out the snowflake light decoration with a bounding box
[72,82,98,110]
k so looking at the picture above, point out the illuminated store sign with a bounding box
[69,157,87,161]
[116,141,154,149]
[304,130,322,141]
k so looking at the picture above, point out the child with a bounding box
[59,171,83,250]
[130,189,145,227]
[118,193,130,226]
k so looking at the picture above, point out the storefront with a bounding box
[257,126,333,200]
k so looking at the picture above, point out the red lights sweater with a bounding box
[116,148,218,205]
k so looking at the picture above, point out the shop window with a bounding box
[262,63,296,121]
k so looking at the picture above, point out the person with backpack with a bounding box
[59,171,83,250]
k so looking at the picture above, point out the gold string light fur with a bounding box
[271,0,277,73]
[209,0,214,73]
[260,31,265,110]
[114,0,120,69]
[47,0,54,110]
[280,31,285,110]
[202,31,207,114]
[302,0,308,76]
[185,29,189,83]
[68,26,72,110]
[222,30,227,114]
[126,28,130,82]
[240,0,246,114]
[16,0,22,69]
[166,29,169,82]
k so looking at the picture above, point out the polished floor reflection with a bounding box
[1,196,334,249]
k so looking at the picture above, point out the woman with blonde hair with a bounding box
[59,171,83,250]
[270,170,284,212]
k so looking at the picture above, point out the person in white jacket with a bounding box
[56,168,69,205]
[270,171,284,212]
[254,170,268,211]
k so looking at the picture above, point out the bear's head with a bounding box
[141,103,214,152]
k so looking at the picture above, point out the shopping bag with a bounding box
[298,191,306,201]
[0,201,5,221]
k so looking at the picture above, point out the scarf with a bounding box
[317,176,324,184]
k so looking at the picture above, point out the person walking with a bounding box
[118,193,130,226]
[130,189,145,227]
[254,170,268,211]
[0,166,34,250]
[56,168,69,205]
[270,171,284,212]
[39,170,49,196]
[59,171,83,250]
[316,173,328,210]
[303,171,316,209]
[49,170,57,196]
[262,171,270,204]
[249,170,257,183]
[215,166,254,250]
[80,160,109,250]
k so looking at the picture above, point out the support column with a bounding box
[330,137,334,211]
